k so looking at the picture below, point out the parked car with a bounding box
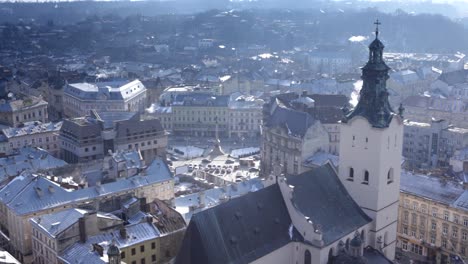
[249,167,259,173]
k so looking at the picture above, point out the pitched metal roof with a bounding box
[400,171,464,205]
[175,184,301,264]
[0,159,172,216]
[287,164,372,245]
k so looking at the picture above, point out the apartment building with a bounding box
[1,121,62,157]
[0,159,173,263]
[398,171,468,264]
[403,119,468,169]
[0,95,48,127]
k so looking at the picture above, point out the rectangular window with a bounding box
[444,211,449,221]
[402,241,408,250]
[141,258,145,264]
[432,221,437,231]
[151,242,155,249]
[121,252,126,259]
[140,245,145,252]
[431,234,436,244]
[432,208,438,217]
[443,225,448,235]
[131,248,136,255]
[403,226,408,235]
[463,231,467,241]
[152,255,156,261]
[442,239,447,248]
[411,243,423,255]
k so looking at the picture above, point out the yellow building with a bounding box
[398,171,468,264]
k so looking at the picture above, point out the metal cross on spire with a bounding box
[374,19,381,38]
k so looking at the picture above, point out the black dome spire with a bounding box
[343,20,395,128]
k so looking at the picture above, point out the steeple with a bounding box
[343,20,394,128]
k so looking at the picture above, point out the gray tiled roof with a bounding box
[400,171,464,205]
[172,93,230,107]
[266,100,314,137]
[30,208,89,237]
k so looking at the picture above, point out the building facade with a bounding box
[0,159,174,263]
[1,121,62,157]
[398,171,468,264]
[403,119,468,169]
[261,92,347,175]
[0,96,48,128]
[63,80,147,118]
[59,111,166,164]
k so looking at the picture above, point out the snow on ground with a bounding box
[173,146,205,159]
[230,147,260,158]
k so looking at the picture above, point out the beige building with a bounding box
[227,94,264,139]
[171,93,230,137]
[63,80,147,118]
[0,159,174,263]
[398,171,468,264]
[261,92,347,175]
[1,121,62,157]
[0,95,48,127]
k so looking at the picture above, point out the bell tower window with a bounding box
[387,168,394,184]
[348,168,354,182]
[363,170,369,185]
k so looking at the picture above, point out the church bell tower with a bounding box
[338,20,404,260]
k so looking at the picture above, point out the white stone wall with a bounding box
[338,116,403,260]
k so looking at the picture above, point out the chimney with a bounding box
[92,243,104,257]
[119,227,127,239]
[302,90,307,97]
[78,216,87,243]
[48,185,55,193]
[198,191,206,208]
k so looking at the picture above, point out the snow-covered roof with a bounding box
[0,158,171,216]
[59,222,161,264]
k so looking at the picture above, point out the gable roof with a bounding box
[266,100,314,137]
[175,184,301,264]
[287,164,372,245]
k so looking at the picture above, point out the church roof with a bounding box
[287,164,372,245]
[174,184,302,264]
[175,165,372,263]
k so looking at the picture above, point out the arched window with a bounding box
[305,249,311,264]
[387,168,394,184]
[327,248,334,264]
[363,171,369,184]
[348,168,354,181]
